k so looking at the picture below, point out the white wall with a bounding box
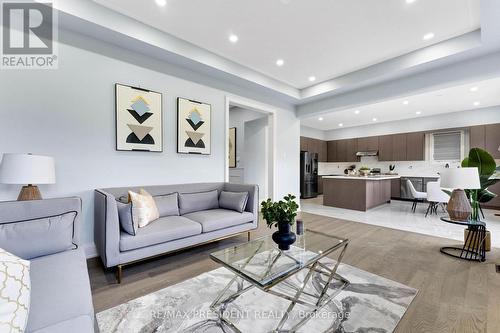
[0,29,300,257]
[229,107,267,168]
[300,125,326,140]
[324,107,500,140]
[244,117,269,201]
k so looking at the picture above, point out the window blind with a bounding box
[432,131,461,161]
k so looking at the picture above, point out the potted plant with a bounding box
[460,148,499,251]
[261,194,299,251]
[359,166,371,176]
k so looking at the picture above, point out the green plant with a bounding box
[261,194,299,229]
[461,148,500,220]
[359,166,370,171]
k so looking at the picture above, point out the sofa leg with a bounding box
[247,231,251,242]
[116,265,123,284]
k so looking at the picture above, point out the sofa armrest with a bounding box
[223,183,259,227]
[0,197,82,259]
[94,190,120,268]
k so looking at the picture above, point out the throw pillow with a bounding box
[0,248,30,333]
[179,189,219,215]
[219,191,249,213]
[128,189,160,228]
[154,193,180,217]
[116,201,137,236]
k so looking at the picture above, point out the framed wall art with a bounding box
[229,127,237,168]
[115,83,163,152]
[177,97,211,155]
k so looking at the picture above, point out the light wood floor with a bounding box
[88,212,500,332]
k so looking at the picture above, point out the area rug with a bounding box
[97,260,417,333]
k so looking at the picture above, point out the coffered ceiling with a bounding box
[93,0,480,89]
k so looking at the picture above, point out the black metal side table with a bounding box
[439,217,486,262]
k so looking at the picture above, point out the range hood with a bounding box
[356,150,378,157]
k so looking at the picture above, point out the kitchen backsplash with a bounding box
[319,156,465,177]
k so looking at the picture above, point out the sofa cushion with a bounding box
[219,191,249,213]
[119,216,202,251]
[179,190,219,215]
[116,201,136,236]
[129,189,160,228]
[183,209,254,233]
[154,193,180,217]
[0,211,77,260]
[26,248,94,333]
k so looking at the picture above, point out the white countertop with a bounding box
[322,175,401,180]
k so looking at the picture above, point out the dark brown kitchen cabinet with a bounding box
[346,138,358,162]
[300,137,308,151]
[357,136,378,152]
[378,135,393,161]
[318,176,324,194]
[336,140,347,162]
[485,124,500,159]
[391,178,401,198]
[327,141,337,162]
[469,125,486,150]
[392,134,407,161]
[320,141,328,162]
[406,132,425,161]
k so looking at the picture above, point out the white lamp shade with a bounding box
[0,154,55,185]
[439,167,480,190]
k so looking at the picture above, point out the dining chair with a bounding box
[425,181,449,217]
[407,179,427,213]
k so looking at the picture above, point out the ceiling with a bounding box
[93,0,480,89]
[300,76,500,131]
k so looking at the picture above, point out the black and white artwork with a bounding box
[116,84,163,152]
[177,98,211,155]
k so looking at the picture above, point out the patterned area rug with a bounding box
[97,260,417,333]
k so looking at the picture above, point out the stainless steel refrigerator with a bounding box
[300,151,318,199]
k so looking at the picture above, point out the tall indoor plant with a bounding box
[461,148,500,221]
[261,194,299,250]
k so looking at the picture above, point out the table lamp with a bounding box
[440,167,480,221]
[0,153,56,201]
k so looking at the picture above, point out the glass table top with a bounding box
[440,216,486,227]
[210,229,348,288]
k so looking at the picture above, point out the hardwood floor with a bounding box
[88,212,500,332]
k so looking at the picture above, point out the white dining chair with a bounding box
[425,181,449,217]
[407,179,427,213]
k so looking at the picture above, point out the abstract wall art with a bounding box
[177,97,211,155]
[115,84,163,152]
[229,127,237,168]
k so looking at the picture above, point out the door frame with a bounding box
[225,95,277,201]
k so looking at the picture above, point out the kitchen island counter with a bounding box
[323,176,395,211]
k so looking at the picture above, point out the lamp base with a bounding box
[18,185,42,201]
[447,189,471,221]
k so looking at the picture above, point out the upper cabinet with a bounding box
[485,124,500,159]
[406,132,425,161]
[378,135,393,161]
[392,134,407,161]
[327,139,357,162]
[357,136,378,152]
[469,124,500,159]
[300,136,328,162]
[327,140,337,162]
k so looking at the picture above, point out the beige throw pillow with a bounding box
[128,189,160,228]
[0,248,30,333]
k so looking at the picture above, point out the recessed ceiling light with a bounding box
[403,100,409,105]
[416,111,422,115]
[470,86,479,92]
[338,123,343,127]
[155,0,167,7]
[354,110,360,114]
[318,117,323,121]
[228,34,239,43]
[406,0,417,3]
[308,76,316,82]
[423,32,435,41]
[473,101,481,106]
[372,118,378,122]
[276,59,284,67]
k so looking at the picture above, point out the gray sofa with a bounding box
[94,182,259,282]
[0,197,95,333]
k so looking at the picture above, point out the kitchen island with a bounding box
[323,175,401,211]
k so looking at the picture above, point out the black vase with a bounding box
[272,221,296,251]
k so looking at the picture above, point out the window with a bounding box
[430,131,464,162]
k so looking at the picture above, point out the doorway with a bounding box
[225,96,276,202]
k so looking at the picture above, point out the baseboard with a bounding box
[83,243,98,259]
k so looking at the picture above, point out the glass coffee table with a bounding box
[209,229,349,332]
